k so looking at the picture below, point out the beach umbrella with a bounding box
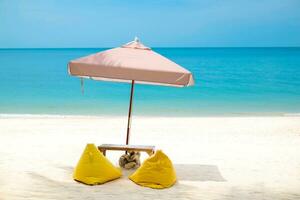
[68,37,194,145]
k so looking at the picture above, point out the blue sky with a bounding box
[0,0,299,48]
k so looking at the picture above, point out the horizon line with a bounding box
[0,46,300,50]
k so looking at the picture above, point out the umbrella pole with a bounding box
[126,80,135,145]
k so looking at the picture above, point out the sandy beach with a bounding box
[0,115,299,199]
[1,0,299,199]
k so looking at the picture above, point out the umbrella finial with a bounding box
[122,37,151,50]
[134,36,139,43]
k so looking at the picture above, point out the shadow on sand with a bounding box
[175,164,226,182]
[56,164,226,182]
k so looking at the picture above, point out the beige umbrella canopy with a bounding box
[68,38,194,144]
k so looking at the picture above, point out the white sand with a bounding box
[0,115,300,200]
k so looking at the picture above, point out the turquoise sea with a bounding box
[0,48,300,116]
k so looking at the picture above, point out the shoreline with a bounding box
[1,112,300,119]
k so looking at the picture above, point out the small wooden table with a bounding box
[98,144,155,156]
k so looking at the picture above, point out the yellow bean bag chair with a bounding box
[129,150,176,189]
[73,144,121,185]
